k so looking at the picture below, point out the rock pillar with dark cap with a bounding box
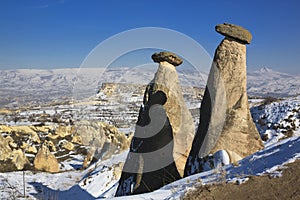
[184,23,263,176]
[115,52,195,196]
[150,52,195,177]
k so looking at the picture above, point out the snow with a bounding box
[251,96,300,147]
[110,136,300,200]
[78,151,128,198]
[1,133,299,199]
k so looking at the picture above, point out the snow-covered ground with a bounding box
[112,136,300,200]
[251,95,300,147]
[1,95,300,200]
[1,134,299,200]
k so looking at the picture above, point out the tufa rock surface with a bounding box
[74,121,131,168]
[149,55,195,176]
[116,52,195,196]
[116,91,181,196]
[0,134,12,161]
[11,149,30,170]
[184,25,263,177]
[152,52,183,66]
[0,121,130,172]
[0,134,29,172]
[34,144,59,173]
[215,23,252,44]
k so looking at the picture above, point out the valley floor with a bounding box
[0,95,299,199]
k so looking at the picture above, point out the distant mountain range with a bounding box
[0,67,299,107]
[247,67,300,97]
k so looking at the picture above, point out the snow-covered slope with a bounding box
[251,95,300,146]
[1,95,299,200]
[1,132,298,200]
[111,136,300,200]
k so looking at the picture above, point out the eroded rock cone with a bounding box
[150,52,195,176]
[116,52,195,196]
[34,144,59,173]
[184,23,263,176]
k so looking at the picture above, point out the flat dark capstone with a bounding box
[151,52,183,66]
[215,23,252,44]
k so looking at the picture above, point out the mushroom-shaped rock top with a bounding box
[151,52,183,66]
[215,23,252,44]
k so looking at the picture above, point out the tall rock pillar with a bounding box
[116,52,195,196]
[185,23,263,176]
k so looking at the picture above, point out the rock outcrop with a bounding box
[34,144,59,173]
[0,120,130,172]
[185,23,263,176]
[152,52,183,66]
[11,149,30,170]
[116,52,195,196]
[0,134,29,172]
[74,121,130,168]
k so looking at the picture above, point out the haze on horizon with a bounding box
[0,0,299,74]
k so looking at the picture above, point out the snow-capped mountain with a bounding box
[0,67,206,107]
[0,67,299,107]
[247,67,300,97]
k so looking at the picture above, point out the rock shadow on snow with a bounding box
[29,182,95,200]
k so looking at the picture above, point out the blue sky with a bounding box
[0,0,299,74]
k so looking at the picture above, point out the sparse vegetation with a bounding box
[262,96,279,105]
[183,160,300,200]
[0,176,22,200]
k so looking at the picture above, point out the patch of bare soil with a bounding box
[184,160,300,200]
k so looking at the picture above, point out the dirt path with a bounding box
[184,160,300,200]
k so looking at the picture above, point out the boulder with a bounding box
[20,142,29,149]
[26,145,38,154]
[215,23,252,44]
[29,131,41,144]
[55,125,74,138]
[0,134,12,161]
[11,149,30,170]
[71,135,83,145]
[0,125,12,133]
[44,140,56,152]
[4,136,17,149]
[34,144,59,173]
[10,126,35,135]
[62,141,74,151]
[152,52,183,66]
[47,133,60,140]
[2,125,41,143]
[184,24,263,177]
